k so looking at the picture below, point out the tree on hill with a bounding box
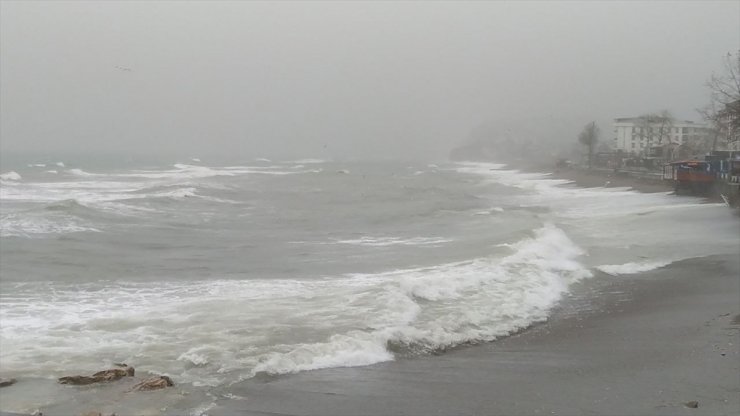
[578,122,599,168]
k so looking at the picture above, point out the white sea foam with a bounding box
[596,260,674,275]
[178,348,211,366]
[219,164,324,175]
[0,181,146,203]
[0,225,588,384]
[252,224,590,376]
[117,164,237,180]
[252,169,318,175]
[56,162,65,167]
[67,168,95,177]
[190,402,217,416]
[0,171,22,181]
[2,160,733,398]
[335,236,453,247]
[152,187,199,199]
[0,215,100,237]
[454,162,740,278]
[457,162,629,199]
[252,332,394,375]
[0,164,246,234]
[290,158,326,164]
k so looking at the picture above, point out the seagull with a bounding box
[114,66,133,72]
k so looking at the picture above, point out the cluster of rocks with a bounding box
[58,363,135,385]
[57,363,174,392]
[0,366,172,391]
[0,377,17,388]
[0,363,175,416]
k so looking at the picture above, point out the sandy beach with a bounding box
[500,158,674,194]
[212,254,739,416]
[550,167,673,194]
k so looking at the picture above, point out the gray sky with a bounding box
[1,1,738,161]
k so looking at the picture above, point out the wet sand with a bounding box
[550,167,672,194]
[212,254,740,416]
[504,159,674,194]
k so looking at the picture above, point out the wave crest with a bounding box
[0,171,21,181]
[596,260,673,275]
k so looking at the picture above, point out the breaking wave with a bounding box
[254,224,591,376]
[67,168,96,177]
[0,214,100,237]
[1,171,22,181]
[334,236,453,247]
[596,260,674,276]
[0,224,589,383]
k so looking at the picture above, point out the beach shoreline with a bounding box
[495,158,675,194]
[207,158,738,415]
[211,254,740,416]
[2,161,737,416]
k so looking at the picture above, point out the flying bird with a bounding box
[114,66,133,72]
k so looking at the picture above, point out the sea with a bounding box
[0,158,738,415]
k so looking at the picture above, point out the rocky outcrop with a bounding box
[58,364,135,385]
[130,375,174,392]
[0,377,17,387]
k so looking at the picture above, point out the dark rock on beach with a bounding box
[0,378,17,388]
[685,401,699,408]
[130,375,174,391]
[58,364,135,385]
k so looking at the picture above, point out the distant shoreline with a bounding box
[550,165,674,194]
[484,157,675,194]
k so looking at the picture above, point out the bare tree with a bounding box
[636,111,673,157]
[635,114,651,155]
[700,51,740,149]
[678,134,713,160]
[656,110,674,146]
[578,121,599,168]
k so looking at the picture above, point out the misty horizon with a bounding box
[1,1,738,163]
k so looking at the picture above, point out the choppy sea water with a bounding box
[1,159,738,414]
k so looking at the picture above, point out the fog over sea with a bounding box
[1,159,738,414]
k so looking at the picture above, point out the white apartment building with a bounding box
[613,117,710,155]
